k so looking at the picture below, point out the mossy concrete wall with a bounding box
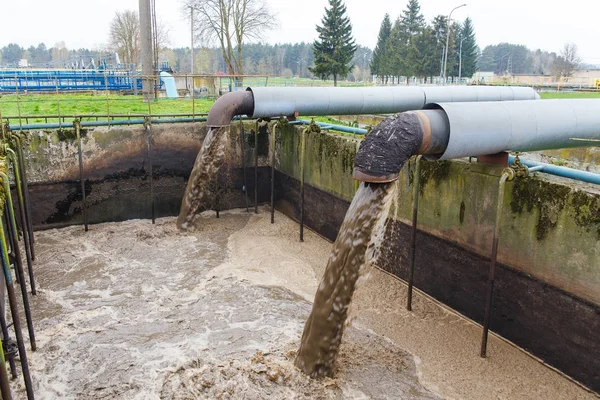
[21,121,270,227]
[275,125,600,306]
[274,123,359,203]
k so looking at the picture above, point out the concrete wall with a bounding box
[22,121,270,228]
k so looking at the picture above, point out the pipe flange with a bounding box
[502,167,516,181]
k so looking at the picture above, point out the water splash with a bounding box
[177,127,229,230]
[295,182,396,377]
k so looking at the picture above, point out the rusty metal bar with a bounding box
[407,155,423,311]
[0,216,34,400]
[480,168,514,358]
[74,120,88,232]
[254,121,258,214]
[6,149,35,296]
[3,206,36,351]
[145,120,155,224]
[299,127,306,242]
[270,123,276,224]
[240,121,249,213]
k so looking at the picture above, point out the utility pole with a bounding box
[190,6,194,75]
[443,4,467,84]
[139,0,155,101]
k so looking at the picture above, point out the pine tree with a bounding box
[370,14,392,78]
[399,0,426,80]
[448,21,461,79]
[310,0,357,86]
[459,17,478,78]
[400,0,426,41]
[386,18,410,81]
[410,27,438,79]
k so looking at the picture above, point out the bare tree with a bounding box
[110,10,140,64]
[551,42,582,78]
[109,10,170,65]
[185,0,275,76]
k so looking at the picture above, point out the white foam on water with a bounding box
[12,211,440,399]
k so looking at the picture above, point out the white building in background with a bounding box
[18,59,28,68]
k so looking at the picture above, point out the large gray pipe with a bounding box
[206,86,540,127]
[354,99,600,182]
[247,86,539,118]
[425,99,600,160]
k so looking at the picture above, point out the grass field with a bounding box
[0,90,598,125]
[0,93,214,123]
[538,91,600,99]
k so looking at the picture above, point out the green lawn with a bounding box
[0,93,214,123]
[538,91,600,99]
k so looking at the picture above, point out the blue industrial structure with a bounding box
[0,69,142,92]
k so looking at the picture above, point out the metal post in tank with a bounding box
[407,155,422,311]
[3,205,35,350]
[299,127,306,242]
[145,118,155,224]
[254,120,259,214]
[480,167,514,358]
[74,119,88,232]
[6,149,36,296]
[0,217,34,400]
[240,121,249,213]
[270,123,276,224]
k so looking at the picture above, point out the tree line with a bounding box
[479,42,582,77]
[369,0,478,83]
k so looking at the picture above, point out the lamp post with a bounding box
[190,6,194,75]
[458,37,466,82]
[442,3,467,84]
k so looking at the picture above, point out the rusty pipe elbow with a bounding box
[207,90,255,128]
[353,109,450,183]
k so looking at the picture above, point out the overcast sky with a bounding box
[2,0,599,64]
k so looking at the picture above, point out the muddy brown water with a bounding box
[15,211,438,399]
[177,127,228,230]
[295,182,395,377]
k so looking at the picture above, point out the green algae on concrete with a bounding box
[275,125,359,203]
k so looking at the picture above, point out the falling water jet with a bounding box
[177,127,230,230]
[295,112,426,377]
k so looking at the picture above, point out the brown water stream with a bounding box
[295,182,395,377]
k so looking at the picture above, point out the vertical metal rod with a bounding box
[299,128,306,242]
[407,155,422,311]
[254,121,258,214]
[0,338,12,400]
[480,170,511,358]
[145,122,155,224]
[0,218,34,400]
[240,122,249,213]
[3,206,35,351]
[16,141,35,255]
[74,120,88,232]
[270,124,276,224]
[6,150,35,296]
